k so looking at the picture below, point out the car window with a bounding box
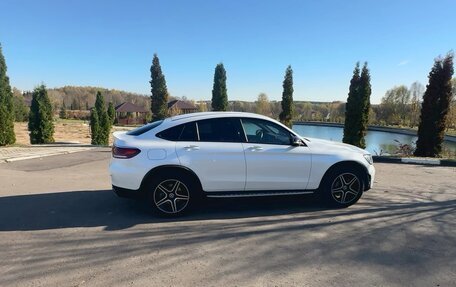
[126,120,163,136]
[156,124,183,141]
[179,122,198,141]
[197,118,243,142]
[156,122,199,141]
[241,118,292,145]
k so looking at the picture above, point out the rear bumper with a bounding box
[112,185,143,199]
[109,160,147,190]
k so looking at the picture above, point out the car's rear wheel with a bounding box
[323,168,364,208]
[146,173,199,217]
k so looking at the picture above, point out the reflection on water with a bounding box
[292,124,456,155]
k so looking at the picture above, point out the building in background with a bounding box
[115,102,148,125]
[167,100,198,115]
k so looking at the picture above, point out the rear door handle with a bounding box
[184,145,200,150]
[248,145,263,151]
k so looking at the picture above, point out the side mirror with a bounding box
[291,135,304,146]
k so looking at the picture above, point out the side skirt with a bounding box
[205,189,316,198]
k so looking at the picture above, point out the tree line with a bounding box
[1,42,455,156]
[150,52,454,156]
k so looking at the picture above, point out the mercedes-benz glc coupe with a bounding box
[110,112,375,216]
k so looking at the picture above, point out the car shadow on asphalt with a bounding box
[0,189,330,231]
[1,189,455,232]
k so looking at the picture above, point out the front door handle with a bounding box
[184,145,200,150]
[248,145,263,151]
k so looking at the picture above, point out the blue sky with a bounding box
[1,0,455,104]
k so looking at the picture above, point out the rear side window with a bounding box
[156,122,198,141]
[126,120,163,136]
[197,118,243,142]
[179,122,198,141]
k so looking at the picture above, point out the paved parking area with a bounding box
[0,150,455,287]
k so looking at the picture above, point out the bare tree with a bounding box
[447,78,456,130]
[409,82,424,127]
[255,93,271,116]
[380,85,410,126]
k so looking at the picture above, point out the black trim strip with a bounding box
[205,189,316,198]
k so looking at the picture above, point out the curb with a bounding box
[373,156,456,167]
[1,148,95,163]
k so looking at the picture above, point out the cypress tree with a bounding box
[358,62,371,148]
[211,63,228,111]
[150,54,169,120]
[279,65,294,127]
[415,54,454,157]
[92,91,110,145]
[107,102,115,125]
[90,107,100,145]
[343,62,371,148]
[28,85,54,144]
[0,44,16,145]
[59,101,67,119]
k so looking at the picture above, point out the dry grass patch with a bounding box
[14,120,133,146]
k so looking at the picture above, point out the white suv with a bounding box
[110,112,375,216]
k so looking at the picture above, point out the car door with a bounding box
[174,118,246,192]
[240,118,312,191]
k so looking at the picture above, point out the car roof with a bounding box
[167,111,272,123]
[141,111,296,137]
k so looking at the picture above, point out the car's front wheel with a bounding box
[322,168,364,208]
[146,173,198,217]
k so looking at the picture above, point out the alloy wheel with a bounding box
[330,173,361,204]
[153,179,190,214]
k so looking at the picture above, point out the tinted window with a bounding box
[126,120,163,136]
[197,118,243,142]
[179,122,198,141]
[241,118,291,145]
[156,122,198,141]
[156,125,183,141]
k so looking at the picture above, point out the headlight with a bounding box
[363,154,373,165]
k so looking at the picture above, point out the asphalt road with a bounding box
[0,149,455,287]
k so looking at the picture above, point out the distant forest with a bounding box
[11,84,456,130]
[28,86,151,110]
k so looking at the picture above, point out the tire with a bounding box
[145,172,201,217]
[322,167,364,208]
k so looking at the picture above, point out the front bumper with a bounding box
[365,164,375,190]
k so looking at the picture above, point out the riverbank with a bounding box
[294,121,456,143]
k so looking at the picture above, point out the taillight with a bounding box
[112,146,141,159]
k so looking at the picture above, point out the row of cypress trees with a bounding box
[1,45,55,144]
[343,62,371,149]
[342,54,454,156]
[1,44,454,155]
[150,54,295,127]
[150,54,232,121]
[1,44,54,144]
[151,52,454,157]
[2,43,115,146]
